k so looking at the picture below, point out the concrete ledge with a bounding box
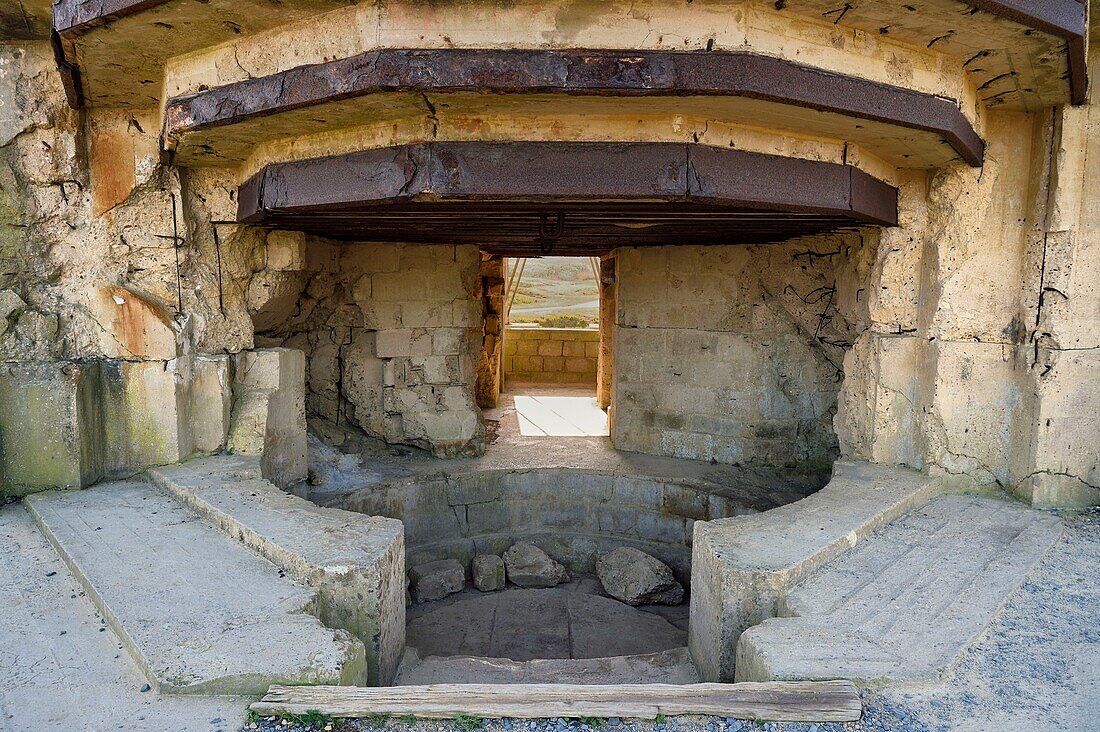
[150,455,406,685]
[25,481,365,694]
[688,461,939,681]
[735,494,1063,683]
[396,647,700,686]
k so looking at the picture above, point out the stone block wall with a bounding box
[274,241,487,458]
[333,467,771,583]
[503,327,599,384]
[611,239,870,470]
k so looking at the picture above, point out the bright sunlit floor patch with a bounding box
[513,394,609,437]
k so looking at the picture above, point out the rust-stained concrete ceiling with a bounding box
[0,0,52,39]
[50,0,1087,111]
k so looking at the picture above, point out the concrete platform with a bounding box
[24,481,366,695]
[149,456,405,685]
[735,494,1064,683]
[689,460,940,681]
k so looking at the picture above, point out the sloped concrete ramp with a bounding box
[150,455,405,685]
[735,494,1063,683]
[25,481,366,695]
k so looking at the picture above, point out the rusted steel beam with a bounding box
[49,0,175,108]
[167,48,985,167]
[236,142,897,253]
[52,0,174,35]
[968,0,1088,104]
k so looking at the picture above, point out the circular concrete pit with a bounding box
[327,464,827,681]
[332,466,824,584]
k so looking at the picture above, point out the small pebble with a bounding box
[139,684,151,693]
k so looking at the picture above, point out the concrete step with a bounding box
[149,455,405,685]
[25,481,366,695]
[735,494,1063,683]
[395,647,700,685]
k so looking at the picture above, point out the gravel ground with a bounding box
[245,508,1099,732]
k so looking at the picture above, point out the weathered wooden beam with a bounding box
[250,681,862,723]
[165,48,985,167]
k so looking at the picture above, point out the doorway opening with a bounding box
[497,256,612,438]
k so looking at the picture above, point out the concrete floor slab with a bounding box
[406,588,687,662]
[735,494,1063,683]
[513,394,609,437]
[149,457,405,685]
[0,503,248,732]
[395,647,700,686]
[24,481,366,695]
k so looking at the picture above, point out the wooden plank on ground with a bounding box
[250,681,861,722]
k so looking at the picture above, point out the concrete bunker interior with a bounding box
[1,0,1097,712]
[238,151,892,678]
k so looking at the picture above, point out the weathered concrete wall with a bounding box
[503,327,599,385]
[2,6,1097,508]
[835,105,1100,507]
[274,241,486,458]
[333,467,767,584]
[612,236,872,469]
[0,44,295,496]
[0,354,235,499]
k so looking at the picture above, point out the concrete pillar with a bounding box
[475,254,504,408]
[597,254,616,411]
[189,354,232,454]
[229,348,308,488]
[0,362,103,498]
[99,359,190,478]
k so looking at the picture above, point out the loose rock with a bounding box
[503,542,567,588]
[409,559,465,603]
[596,547,684,605]
[472,553,506,592]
